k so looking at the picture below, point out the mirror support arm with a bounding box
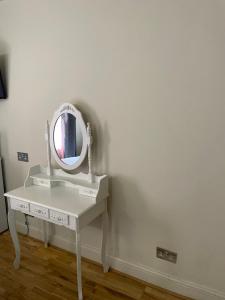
[87,122,94,183]
[45,120,53,176]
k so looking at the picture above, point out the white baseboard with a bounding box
[16,222,225,300]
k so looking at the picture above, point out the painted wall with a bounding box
[1,1,225,299]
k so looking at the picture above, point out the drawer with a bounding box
[49,210,68,225]
[11,199,29,213]
[30,204,49,219]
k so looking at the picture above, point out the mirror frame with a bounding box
[50,103,88,171]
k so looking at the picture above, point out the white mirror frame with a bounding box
[49,103,88,171]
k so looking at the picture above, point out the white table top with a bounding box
[5,185,95,217]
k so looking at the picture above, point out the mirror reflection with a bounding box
[53,113,83,165]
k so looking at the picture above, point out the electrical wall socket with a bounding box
[17,152,29,162]
[156,247,177,264]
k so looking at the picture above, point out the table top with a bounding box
[5,185,95,217]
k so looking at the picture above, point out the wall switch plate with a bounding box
[156,247,177,264]
[17,152,29,162]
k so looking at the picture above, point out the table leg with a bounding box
[101,199,109,273]
[75,219,83,300]
[43,221,50,248]
[8,209,20,269]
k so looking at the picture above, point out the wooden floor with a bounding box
[0,232,193,300]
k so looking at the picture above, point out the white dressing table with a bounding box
[5,103,109,300]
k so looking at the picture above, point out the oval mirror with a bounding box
[50,103,88,171]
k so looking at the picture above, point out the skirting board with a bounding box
[16,222,225,300]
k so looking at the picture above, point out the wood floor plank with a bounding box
[144,286,191,300]
[92,285,134,300]
[0,232,194,300]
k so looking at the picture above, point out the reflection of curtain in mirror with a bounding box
[63,113,76,158]
[54,116,65,159]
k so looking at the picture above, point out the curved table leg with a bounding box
[75,219,83,300]
[101,199,109,273]
[8,209,20,269]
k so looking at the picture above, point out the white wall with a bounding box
[1,1,225,299]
